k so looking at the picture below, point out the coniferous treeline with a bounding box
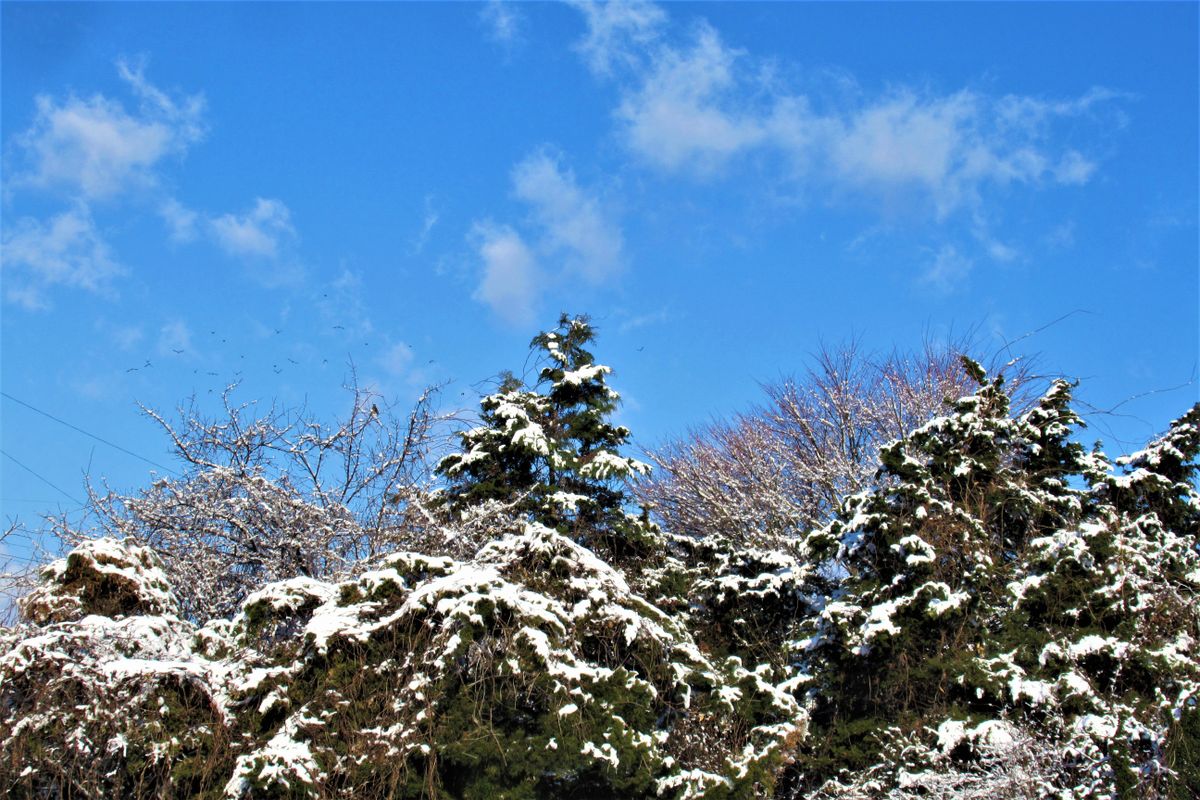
[1,316,1196,798]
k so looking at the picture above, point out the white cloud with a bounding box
[921,245,973,293]
[110,323,144,350]
[159,197,199,243]
[1045,221,1076,249]
[0,206,127,309]
[617,307,669,333]
[12,59,205,200]
[469,151,624,323]
[379,342,415,377]
[319,268,374,337]
[578,4,1120,219]
[210,198,295,259]
[985,239,1018,263]
[472,221,540,325]
[480,1,523,48]
[411,195,439,255]
[617,23,764,173]
[1053,150,1097,185]
[822,90,1108,216]
[156,319,193,356]
[511,151,623,283]
[570,0,666,76]
[830,91,977,214]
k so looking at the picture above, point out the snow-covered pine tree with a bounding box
[436,314,659,567]
[1105,403,1200,541]
[996,402,1200,797]
[789,362,1093,793]
[790,363,1200,798]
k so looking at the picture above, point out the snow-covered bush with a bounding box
[2,538,231,798]
[636,344,987,691]
[1,529,804,799]
[19,536,178,623]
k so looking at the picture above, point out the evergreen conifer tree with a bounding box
[436,314,659,565]
[1105,404,1200,539]
[792,363,1091,789]
[790,366,1200,798]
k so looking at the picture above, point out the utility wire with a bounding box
[1,391,173,472]
[0,551,46,567]
[0,448,82,506]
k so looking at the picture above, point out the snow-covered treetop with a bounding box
[437,314,656,568]
[20,536,179,624]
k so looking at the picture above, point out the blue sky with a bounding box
[2,2,1197,550]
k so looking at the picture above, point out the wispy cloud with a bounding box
[319,268,375,337]
[11,58,205,200]
[410,195,440,255]
[471,221,540,326]
[2,60,310,306]
[921,245,973,293]
[617,307,670,334]
[469,150,625,324]
[617,22,765,173]
[1045,221,1076,249]
[480,1,524,50]
[155,319,193,356]
[5,59,307,303]
[570,0,666,76]
[575,4,1121,220]
[99,320,144,351]
[512,150,624,283]
[210,198,295,259]
[0,206,127,309]
[378,341,415,377]
[159,197,199,243]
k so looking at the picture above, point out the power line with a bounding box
[0,550,47,568]
[1,391,173,473]
[0,448,82,506]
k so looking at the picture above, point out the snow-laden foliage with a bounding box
[20,536,179,623]
[789,365,1200,798]
[4,317,1197,800]
[2,528,803,799]
[438,314,659,570]
[2,538,232,797]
